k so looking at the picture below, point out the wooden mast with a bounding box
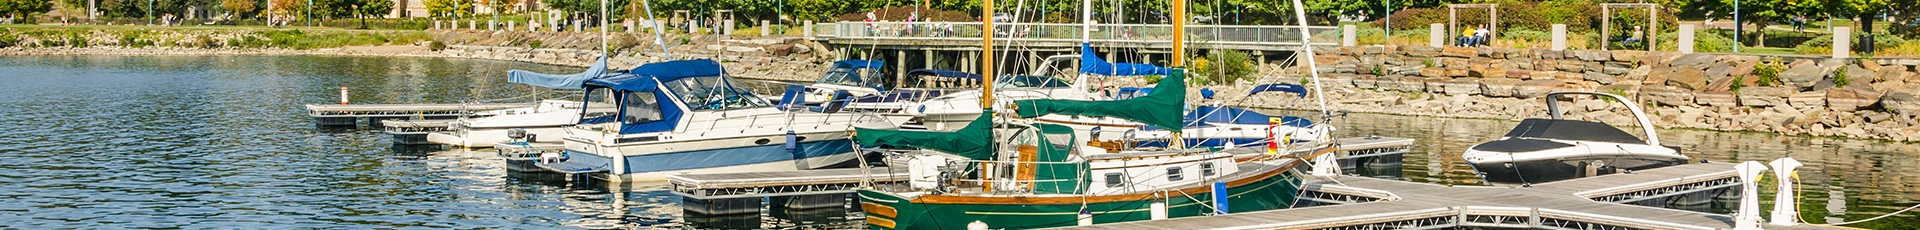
[981,0,996,109]
[1169,0,1185,148]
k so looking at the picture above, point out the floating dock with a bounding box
[304,103,530,127]
[381,119,457,145]
[1055,162,1842,230]
[667,167,910,215]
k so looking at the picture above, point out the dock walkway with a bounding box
[1058,163,1840,230]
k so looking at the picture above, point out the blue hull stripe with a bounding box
[1135,138,1290,148]
[597,139,856,173]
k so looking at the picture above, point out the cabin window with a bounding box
[1201,162,1217,177]
[662,76,771,111]
[622,91,663,125]
[582,87,620,121]
[1167,167,1185,181]
[1104,173,1124,187]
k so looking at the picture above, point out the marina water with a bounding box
[0,56,1911,228]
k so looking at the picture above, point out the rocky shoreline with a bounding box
[1224,46,1920,142]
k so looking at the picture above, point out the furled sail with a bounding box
[1079,43,1170,76]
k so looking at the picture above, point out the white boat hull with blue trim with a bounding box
[539,59,897,181]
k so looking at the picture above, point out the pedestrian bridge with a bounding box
[808,22,1342,52]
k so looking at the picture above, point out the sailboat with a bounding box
[851,1,1336,228]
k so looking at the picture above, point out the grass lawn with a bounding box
[1736,47,1796,55]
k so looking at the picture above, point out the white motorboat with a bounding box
[426,99,586,148]
[1463,91,1689,184]
[543,59,897,181]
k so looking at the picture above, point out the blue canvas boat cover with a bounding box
[585,59,727,92]
[1247,83,1309,98]
[509,57,609,89]
[1080,43,1170,76]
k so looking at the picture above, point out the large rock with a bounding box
[1514,80,1564,99]
[1843,65,1875,84]
[1609,50,1644,63]
[1445,78,1483,95]
[1352,75,1380,89]
[1441,46,1477,58]
[1695,91,1738,107]
[1480,78,1521,97]
[1778,60,1830,89]
[1873,68,1908,83]
[1389,65,1423,75]
[1404,46,1441,57]
[1730,59,1758,77]
[1385,76,1427,92]
[1641,85,1694,106]
[1556,60,1586,72]
[1667,54,1717,69]
[1787,91,1827,111]
[1507,69,1534,79]
[1442,57,1471,68]
[1572,50,1612,61]
[1419,68,1446,78]
[1626,65,1652,81]
[1584,71,1617,85]
[1704,62,1734,83]
[1883,92,1920,116]
[1826,88,1883,111]
[1665,68,1708,91]
[1423,77,1451,93]
[1737,86,1795,107]
[1538,50,1565,59]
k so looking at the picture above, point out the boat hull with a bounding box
[857,170,1300,229]
[1470,156,1687,184]
[566,137,860,181]
[428,126,568,148]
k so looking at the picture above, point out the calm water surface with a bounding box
[0,56,1912,229]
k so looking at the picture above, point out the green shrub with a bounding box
[429,40,447,51]
[64,31,88,48]
[1752,57,1785,86]
[187,35,218,48]
[1189,49,1254,86]
[1833,65,1850,87]
[0,29,16,48]
[527,40,542,49]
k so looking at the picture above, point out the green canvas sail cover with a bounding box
[1031,123,1087,194]
[853,111,996,160]
[1013,68,1187,132]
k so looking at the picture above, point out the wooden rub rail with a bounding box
[1054,163,1843,230]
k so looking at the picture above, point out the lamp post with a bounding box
[1384,0,1393,42]
[1733,0,1740,52]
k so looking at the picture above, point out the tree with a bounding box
[353,0,392,28]
[223,0,259,19]
[1716,0,1799,47]
[425,0,472,18]
[0,0,57,20]
[59,0,87,21]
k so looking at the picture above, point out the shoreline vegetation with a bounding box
[3,25,1916,143]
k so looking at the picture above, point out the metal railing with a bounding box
[813,21,1342,47]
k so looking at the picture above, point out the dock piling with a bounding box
[1734,161,1767,230]
[1769,158,1804,225]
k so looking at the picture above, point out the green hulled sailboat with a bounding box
[851,70,1320,229]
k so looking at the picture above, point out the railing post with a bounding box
[1342,24,1357,47]
[804,21,814,38]
[1552,24,1567,51]
[1833,27,1851,58]
[1429,23,1445,47]
[1678,24,1695,54]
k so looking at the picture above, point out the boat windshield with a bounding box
[994,75,1073,88]
[661,76,772,111]
[580,87,620,123]
[818,67,882,88]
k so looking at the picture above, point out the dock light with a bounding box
[339,87,350,105]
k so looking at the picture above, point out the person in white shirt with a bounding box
[1471,25,1491,47]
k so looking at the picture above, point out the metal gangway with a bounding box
[303,103,530,127]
